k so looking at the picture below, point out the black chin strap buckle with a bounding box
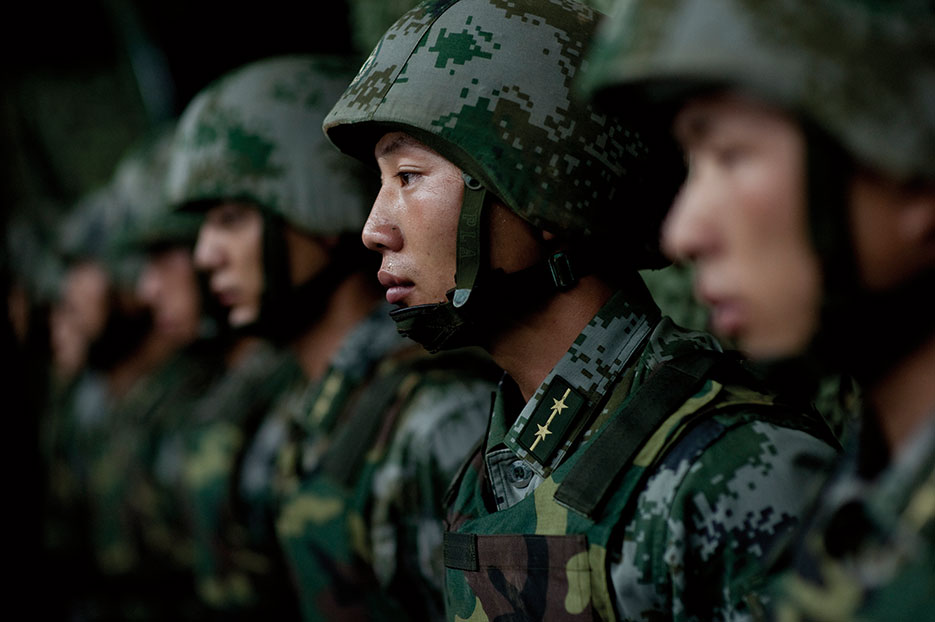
[548,251,578,290]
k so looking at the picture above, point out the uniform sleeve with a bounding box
[368,375,493,614]
[610,419,837,622]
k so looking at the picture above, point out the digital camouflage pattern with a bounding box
[110,122,203,252]
[275,304,498,621]
[582,0,935,184]
[57,182,145,291]
[166,55,372,235]
[83,344,223,619]
[761,418,935,622]
[181,339,304,616]
[324,0,664,248]
[444,289,839,621]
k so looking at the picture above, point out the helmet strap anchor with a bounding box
[452,173,486,308]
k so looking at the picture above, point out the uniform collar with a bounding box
[502,290,661,477]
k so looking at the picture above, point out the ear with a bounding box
[897,189,935,254]
[542,230,556,241]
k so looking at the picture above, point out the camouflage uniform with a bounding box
[275,303,498,621]
[762,418,935,622]
[443,291,837,621]
[181,340,304,617]
[168,55,499,620]
[82,125,224,620]
[582,1,935,620]
[324,1,840,620]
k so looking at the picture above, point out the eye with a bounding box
[713,143,749,169]
[397,171,418,186]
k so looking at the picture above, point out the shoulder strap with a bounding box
[321,349,500,488]
[554,350,720,518]
[320,366,413,487]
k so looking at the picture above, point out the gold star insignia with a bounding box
[551,389,570,416]
[534,423,552,444]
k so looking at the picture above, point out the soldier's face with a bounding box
[137,246,202,346]
[663,93,822,360]
[62,260,111,344]
[194,202,264,327]
[364,132,463,307]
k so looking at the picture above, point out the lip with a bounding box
[211,286,239,308]
[377,270,415,306]
[697,286,745,339]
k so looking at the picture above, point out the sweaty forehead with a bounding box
[375,132,434,160]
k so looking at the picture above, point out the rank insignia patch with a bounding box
[517,376,587,465]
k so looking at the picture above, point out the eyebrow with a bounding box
[375,133,423,159]
[673,108,713,146]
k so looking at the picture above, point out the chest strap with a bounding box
[554,350,720,519]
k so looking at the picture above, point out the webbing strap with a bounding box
[443,532,479,571]
[452,173,486,308]
[320,367,412,487]
[553,350,720,518]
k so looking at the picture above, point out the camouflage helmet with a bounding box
[166,55,372,235]
[324,0,658,237]
[110,122,202,252]
[58,182,145,291]
[582,0,935,183]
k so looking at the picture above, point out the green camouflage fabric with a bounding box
[58,182,145,290]
[275,303,499,621]
[109,122,203,252]
[40,368,110,615]
[166,55,372,235]
[582,0,935,183]
[640,265,860,445]
[180,339,304,617]
[444,290,839,621]
[82,344,223,619]
[324,0,663,247]
[6,201,65,305]
[757,418,935,622]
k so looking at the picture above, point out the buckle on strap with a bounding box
[548,251,578,290]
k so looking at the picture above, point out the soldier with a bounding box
[110,124,227,619]
[323,1,839,620]
[166,55,497,620]
[582,0,935,619]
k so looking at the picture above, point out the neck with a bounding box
[869,332,935,453]
[107,332,175,400]
[488,275,614,402]
[224,335,264,368]
[290,271,382,381]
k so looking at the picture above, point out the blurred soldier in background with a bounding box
[167,55,497,620]
[104,123,227,619]
[42,176,167,619]
[324,0,837,619]
[47,125,224,620]
[584,0,935,619]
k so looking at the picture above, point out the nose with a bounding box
[136,261,159,305]
[661,171,720,264]
[193,225,222,271]
[362,186,403,253]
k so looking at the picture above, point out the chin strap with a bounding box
[793,124,935,385]
[390,248,595,352]
[389,173,600,352]
[452,173,486,308]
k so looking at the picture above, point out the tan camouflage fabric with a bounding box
[761,418,935,622]
[444,290,839,621]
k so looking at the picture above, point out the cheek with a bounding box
[234,232,266,295]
